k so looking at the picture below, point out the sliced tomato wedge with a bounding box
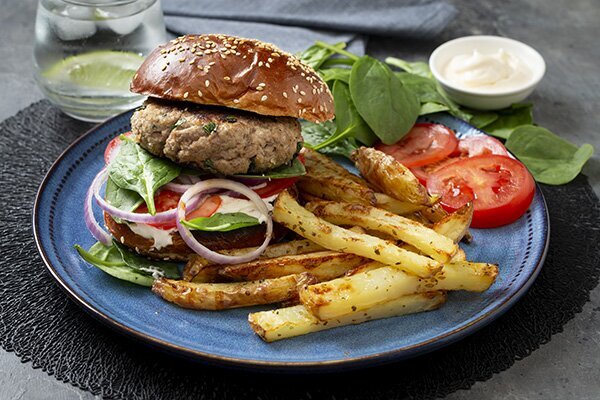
[186,195,223,220]
[375,123,458,168]
[427,155,535,228]
[453,135,509,157]
[104,131,134,164]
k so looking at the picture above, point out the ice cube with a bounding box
[95,8,144,36]
[52,6,97,41]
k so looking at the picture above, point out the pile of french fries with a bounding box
[152,147,498,342]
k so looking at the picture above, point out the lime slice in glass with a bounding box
[43,51,144,90]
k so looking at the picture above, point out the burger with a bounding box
[93,34,334,264]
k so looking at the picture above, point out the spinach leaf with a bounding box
[468,110,499,128]
[105,176,143,223]
[480,103,533,139]
[298,42,346,70]
[385,56,432,79]
[350,56,420,144]
[313,81,377,150]
[505,125,594,185]
[234,157,306,179]
[420,102,451,115]
[107,138,181,215]
[75,241,180,287]
[182,212,260,232]
[301,120,358,159]
[318,68,351,84]
[75,242,154,286]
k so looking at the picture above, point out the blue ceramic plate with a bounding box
[33,111,549,371]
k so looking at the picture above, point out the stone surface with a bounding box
[0,0,598,399]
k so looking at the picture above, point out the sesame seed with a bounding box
[205,80,210,87]
[256,86,264,91]
[300,91,306,96]
[268,58,273,63]
[209,62,216,66]
[297,98,302,103]
[183,92,189,98]
[162,65,167,71]
[224,76,231,81]
[271,52,280,57]
[259,83,266,87]
[265,63,271,68]
[197,90,203,97]
[258,61,263,67]
[261,95,268,101]
[233,99,240,103]
[282,92,288,98]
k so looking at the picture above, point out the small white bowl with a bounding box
[429,35,546,110]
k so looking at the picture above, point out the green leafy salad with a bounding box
[299,41,593,185]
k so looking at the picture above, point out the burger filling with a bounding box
[131,98,303,176]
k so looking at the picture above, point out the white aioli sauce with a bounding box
[443,49,532,92]
[216,194,278,223]
[126,223,175,250]
[126,194,277,249]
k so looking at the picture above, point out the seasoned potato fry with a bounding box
[419,202,449,223]
[303,148,366,185]
[374,192,427,215]
[153,273,315,310]
[183,239,324,282]
[249,291,446,342]
[273,190,441,277]
[306,200,458,263]
[433,203,474,243]
[297,175,376,206]
[219,251,365,282]
[345,260,384,276]
[300,261,498,320]
[352,147,430,205]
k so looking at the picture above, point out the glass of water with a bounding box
[33,0,167,122]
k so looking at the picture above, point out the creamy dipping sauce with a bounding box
[443,49,532,93]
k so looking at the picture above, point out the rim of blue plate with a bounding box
[33,109,550,371]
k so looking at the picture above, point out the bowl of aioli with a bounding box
[429,36,545,110]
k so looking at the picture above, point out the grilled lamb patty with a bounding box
[131,98,303,175]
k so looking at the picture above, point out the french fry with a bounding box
[153,273,315,310]
[306,200,458,263]
[297,175,376,206]
[300,261,498,320]
[273,190,441,277]
[303,148,366,186]
[352,147,430,205]
[374,192,427,215]
[219,251,365,282]
[345,260,383,276]
[432,203,473,243]
[248,291,446,342]
[183,239,324,282]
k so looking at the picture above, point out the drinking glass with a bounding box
[33,0,167,122]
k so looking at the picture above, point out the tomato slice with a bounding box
[104,131,134,164]
[186,195,222,220]
[135,189,182,230]
[427,155,535,228]
[375,123,458,168]
[411,157,464,186]
[453,135,509,157]
[253,177,299,198]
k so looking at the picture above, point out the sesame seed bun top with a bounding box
[130,34,335,123]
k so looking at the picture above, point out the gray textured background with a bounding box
[1,0,599,399]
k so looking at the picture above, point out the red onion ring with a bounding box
[84,168,114,246]
[91,169,202,225]
[176,179,273,264]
